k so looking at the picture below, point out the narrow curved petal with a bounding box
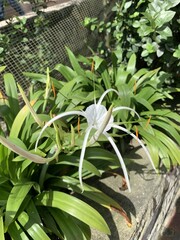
[112,124,156,171]
[79,126,93,192]
[35,111,85,151]
[113,106,140,119]
[104,132,131,192]
[97,88,119,107]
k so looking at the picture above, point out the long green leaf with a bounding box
[26,200,42,225]
[3,73,19,117]
[5,182,34,228]
[0,210,5,240]
[66,47,85,76]
[38,207,64,239]
[17,211,51,240]
[49,208,86,240]
[18,84,43,127]
[55,157,101,177]
[146,141,160,168]
[134,95,154,111]
[126,53,136,75]
[141,109,180,122]
[8,221,29,240]
[128,68,148,88]
[35,191,110,234]
[54,64,77,81]
[151,119,180,143]
[153,129,180,165]
[10,99,36,138]
[136,68,160,89]
[137,126,173,169]
[49,176,119,209]
[23,72,62,89]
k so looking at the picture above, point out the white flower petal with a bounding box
[79,126,92,192]
[104,132,131,192]
[113,106,140,119]
[112,124,156,171]
[97,88,119,107]
[35,111,85,151]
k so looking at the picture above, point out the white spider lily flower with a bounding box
[36,88,156,192]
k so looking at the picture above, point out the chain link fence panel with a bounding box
[0,0,115,94]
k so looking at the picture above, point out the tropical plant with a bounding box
[24,48,180,170]
[0,69,133,239]
[35,88,156,192]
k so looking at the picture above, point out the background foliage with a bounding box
[84,0,180,85]
[0,12,52,73]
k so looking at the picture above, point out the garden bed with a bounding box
[0,0,179,239]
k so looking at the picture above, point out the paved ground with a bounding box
[90,141,179,240]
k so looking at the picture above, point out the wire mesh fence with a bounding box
[0,0,115,94]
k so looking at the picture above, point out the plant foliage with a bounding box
[0,68,132,239]
[83,0,180,83]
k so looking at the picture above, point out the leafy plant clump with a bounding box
[83,0,180,84]
[0,67,133,239]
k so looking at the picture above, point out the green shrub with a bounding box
[83,0,180,84]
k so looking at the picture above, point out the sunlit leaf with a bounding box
[35,191,110,234]
[5,182,34,228]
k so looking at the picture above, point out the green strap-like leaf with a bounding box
[54,64,77,81]
[49,208,86,240]
[8,221,29,240]
[38,207,64,239]
[153,129,180,165]
[126,53,136,75]
[151,119,180,144]
[0,210,5,240]
[4,73,20,117]
[10,99,37,138]
[17,211,51,240]
[56,155,101,177]
[49,176,126,212]
[18,84,43,127]
[35,191,110,235]
[136,68,160,89]
[5,182,34,228]
[141,109,180,122]
[23,72,62,89]
[66,47,85,76]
